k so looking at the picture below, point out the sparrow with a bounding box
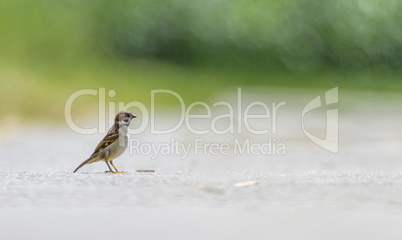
[73,111,136,173]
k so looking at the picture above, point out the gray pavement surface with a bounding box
[1,88,402,240]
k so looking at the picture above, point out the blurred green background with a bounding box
[1,0,402,121]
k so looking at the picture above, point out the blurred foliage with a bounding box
[2,0,402,69]
[99,0,402,70]
[1,0,402,120]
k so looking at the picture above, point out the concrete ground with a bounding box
[1,88,402,240]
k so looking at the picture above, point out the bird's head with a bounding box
[115,111,136,126]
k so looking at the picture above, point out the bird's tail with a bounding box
[73,158,93,173]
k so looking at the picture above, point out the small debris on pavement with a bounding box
[198,185,225,195]
[233,181,259,187]
[136,170,155,173]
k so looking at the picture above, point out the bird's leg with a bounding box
[105,161,115,173]
[110,160,127,173]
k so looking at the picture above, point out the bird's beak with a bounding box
[131,113,137,119]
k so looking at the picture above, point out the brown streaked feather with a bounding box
[73,124,119,173]
[90,123,119,157]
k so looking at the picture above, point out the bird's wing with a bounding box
[90,125,119,157]
[73,124,121,173]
